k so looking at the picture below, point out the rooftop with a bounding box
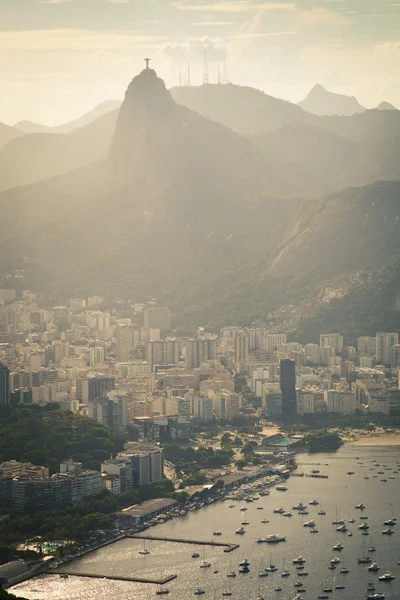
[119,497,177,518]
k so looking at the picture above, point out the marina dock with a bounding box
[48,571,177,584]
[127,534,239,552]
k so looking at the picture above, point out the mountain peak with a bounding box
[299,84,365,116]
[110,68,178,183]
[377,101,397,111]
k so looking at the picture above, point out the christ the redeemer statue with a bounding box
[144,57,151,69]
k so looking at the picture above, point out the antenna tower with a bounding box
[187,61,191,86]
[203,48,209,85]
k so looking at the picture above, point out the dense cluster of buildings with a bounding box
[1,291,400,425]
[1,288,400,511]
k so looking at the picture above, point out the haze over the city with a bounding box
[2,0,400,125]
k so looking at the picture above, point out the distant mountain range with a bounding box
[14,100,121,134]
[1,73,400,341]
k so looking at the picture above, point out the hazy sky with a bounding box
[1,0,400,125]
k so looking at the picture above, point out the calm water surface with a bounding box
[12,444,400,600]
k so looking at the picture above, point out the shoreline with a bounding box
[344,433,400,446]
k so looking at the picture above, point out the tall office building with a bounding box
[279,359,296,415]
[143,307,171,332]
[115,324,132,362]
[0,363,10,407]
[376,332,399,365]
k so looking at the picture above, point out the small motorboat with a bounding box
[194,588,205,595]
[156,589,170,595]
[333,543,343,551]
[378,572,395,581]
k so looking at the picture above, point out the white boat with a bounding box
[258,557,268,577]
[293,503,307,511]
[382,528,394,535]
[336,525,348,532]
[239,559,250,567]
[383,519,396,526]
[276,485,288,491]
[227,571,236,578]
[366,594,385,600]
[340,567,349,574]
[200,561,211,568]
[273,507,285,514]
[309,499,319,505]
[367,563,380,571]
[356,503,366,509]
[378,572,395,581]
[359,523,370,530]
[138,540,150,555]
[358,539,371,564]
[303,520,315,527]
[330,557,340,564]
[235,527,246,535]
[240,506,248,511]
[284,512,293,517]
[293,556,306,564]
[333,542,344,550]
[310,527,319,533]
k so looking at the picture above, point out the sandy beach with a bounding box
[346,433,400,446]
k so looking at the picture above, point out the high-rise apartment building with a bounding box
[325,390,356,415]
[76,375,115,402]
[146,339,180,370]
[53,306,70,331]
[376,332,399,365]
[88,392,127,434]
[357,336,376,356]
[185,338,217,369]
[89,346,105,366]
[189,393,214,422]
[261,333,287,353]
[279,359,296,415]
[115,324,132,362]
[0,362,10,407]
[391,345,400,369]
[235,333,248,362]
[305,343,321,365]
[143,307,171,332]
[320,333,343,354]
[263,390,282,416]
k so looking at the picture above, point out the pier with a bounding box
[48,571,177,584]
[291,472,329,479]
[127,534,239,552]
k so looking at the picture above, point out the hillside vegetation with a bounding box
[0,404,124,474]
